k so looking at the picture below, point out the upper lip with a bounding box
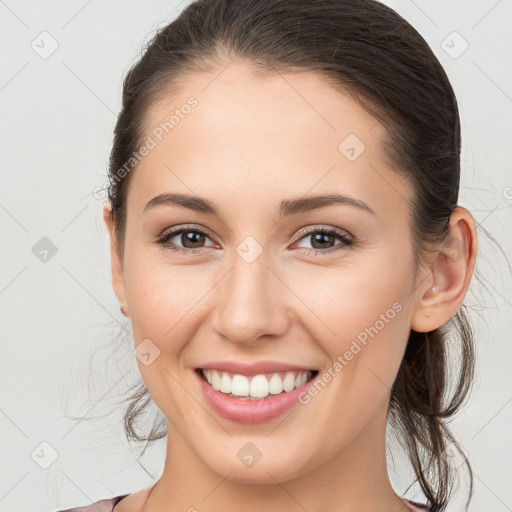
[197,360,317,376]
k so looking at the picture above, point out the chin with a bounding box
[198,445,312,485]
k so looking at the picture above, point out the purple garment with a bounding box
[406,499,433,511]
[56,494,129,512]
[56,494,432,511]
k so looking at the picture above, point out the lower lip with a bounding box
[195,369,318,424]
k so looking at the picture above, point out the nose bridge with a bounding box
[211,241,290,344]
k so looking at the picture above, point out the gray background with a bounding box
[1,1,511,511]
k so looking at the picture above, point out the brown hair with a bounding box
[106,1,476,509]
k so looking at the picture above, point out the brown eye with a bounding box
[177,230,206,249]
[292,228,355,255]
[309,231,338,249]
[156,226,218,254]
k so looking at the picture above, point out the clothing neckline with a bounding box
[112,494,130,511]
[112,494,430,511]
[405,498,431,511]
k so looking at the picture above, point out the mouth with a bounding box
[195,368,319,401]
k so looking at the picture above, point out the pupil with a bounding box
[183,231,205,248]
[312,232,333,249]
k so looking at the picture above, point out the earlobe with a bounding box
[102,204,128,307]
[411,207,478,333]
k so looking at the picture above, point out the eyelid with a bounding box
[292,224,354,243]
[159,223,218,241]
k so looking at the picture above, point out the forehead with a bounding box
[128,61,411,220]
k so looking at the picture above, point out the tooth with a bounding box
[211,369,221,390]
[250,375,270,398]
[220,372,232,393]
[231,374,250,396]
[282,371,295,392]
[294,373,302,388]
[203,369,313,398]
[202,369,211,385]
[268,374,283,394]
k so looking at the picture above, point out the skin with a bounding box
[104,60,478,512]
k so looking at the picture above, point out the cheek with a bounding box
[125,260,208,346]
[122,253,213,411]
[292,250,414,393]
[293,251,412,337]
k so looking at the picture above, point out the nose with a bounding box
[210,249,291,345]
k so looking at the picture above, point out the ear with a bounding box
[103,203,128,308]
[411,207,478,332]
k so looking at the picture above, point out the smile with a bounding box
[198,368,318,400]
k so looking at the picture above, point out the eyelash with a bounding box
[155,224,355,256]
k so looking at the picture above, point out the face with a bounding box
[107,61,425,484]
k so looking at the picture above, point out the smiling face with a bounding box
[105,61,426,485]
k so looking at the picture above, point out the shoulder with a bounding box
[56,494,129,512]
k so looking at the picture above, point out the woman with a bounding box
[58,0,478,510]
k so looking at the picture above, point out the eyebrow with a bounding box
[143,192,376,217]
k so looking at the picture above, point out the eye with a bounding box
[155,225,218,254]
[291,226,355,255]
[155,225,355,256]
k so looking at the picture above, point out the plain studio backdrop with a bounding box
[1,1,511,511]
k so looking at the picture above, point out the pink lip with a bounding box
[194,369,319,424]
[198,360,316,377]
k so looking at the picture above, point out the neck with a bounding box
[147,405,411,512]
